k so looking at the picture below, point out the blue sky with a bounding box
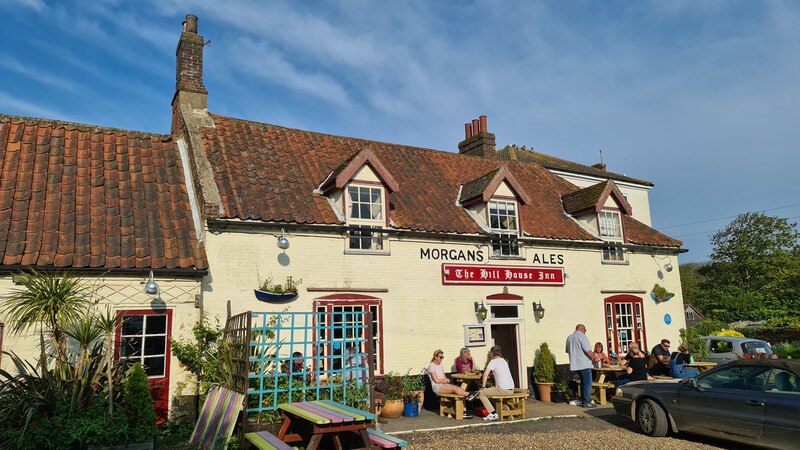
[1,0,798,263]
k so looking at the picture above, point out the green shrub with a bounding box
[533,342,556,383]
[125,363,156,443]
[773,342,800,359]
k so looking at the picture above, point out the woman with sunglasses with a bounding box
[427,349,472,398]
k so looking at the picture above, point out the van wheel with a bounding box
[637,399,668,437]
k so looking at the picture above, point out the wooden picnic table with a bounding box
[685,361,717,373]
[589,365,627,405]
[276,399,377,450]
[451,372,481,390]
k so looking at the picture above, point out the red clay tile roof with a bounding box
[202,114,680,248]
[623,216,682,248]
[497,145,653,187]
[320,148,399,194]
[0,115,208,270]
[460,166,531,206]
[561,180,632,216]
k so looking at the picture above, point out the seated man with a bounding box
[649,339,672,376]
[468,346,514,421]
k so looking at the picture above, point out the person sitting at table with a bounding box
[669,345,698,379]
[281,351,306,375]
[455,347,479,374]
[592,342,612,367]
[427,349,472,399]
[618,343,653,385]
[469,346,515,422]
[649,339,672,376]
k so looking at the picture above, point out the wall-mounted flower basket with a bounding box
[255,276,301,302]
[651,284,674,303]
[254,289,297,302]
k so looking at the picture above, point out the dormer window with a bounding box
[598,211,622,238]
[489,199,519,257]
[348,185,383,221]
[346,184,387,253]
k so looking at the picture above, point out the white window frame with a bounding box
[345,183,388,253]
[118,313,169,378]
[602,243,627,263]
[488,199,520,257]
[598,210,622,239]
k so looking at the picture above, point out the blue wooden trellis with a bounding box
[225,310,375,415]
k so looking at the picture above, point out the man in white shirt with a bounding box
[466,346,514,421]
[565,323,597,408]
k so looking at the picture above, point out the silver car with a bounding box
[612,359,800,449]
[703,336,777,364]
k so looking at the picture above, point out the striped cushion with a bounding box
[190,384,246,450]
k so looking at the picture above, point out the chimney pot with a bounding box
[458,114,496,159]
[184,14,198,34]
[464,123,472,139]
[472,119,480,134]
[479,115,487,134]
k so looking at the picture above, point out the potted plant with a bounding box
[377,372,404,418]
[551,378,567,404]
[400,371,425,417]
[533,342,556,402]
[651,284,674,303]
[254,276,302,302]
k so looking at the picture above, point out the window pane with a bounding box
[350,203,360,218]
[144,357,165,377]
[146,316,167,335]
[121,316,144,336]
[360,204,370,218]
[360,188,370,203]
[144,336,166,356]
[371,189,381,203]
[348,187,358,201]
[121,336,141,357]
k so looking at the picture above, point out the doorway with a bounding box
[490,323,520,387]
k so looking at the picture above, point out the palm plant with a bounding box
[1,270,90,369]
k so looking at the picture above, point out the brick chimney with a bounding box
[591,162,607,171]
[458,115,496,158]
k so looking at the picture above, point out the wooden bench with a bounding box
[245,431,294,450]
[438,393,466,420]
[351,428,408,448]
[489,388,528,420]
[576,381,615,405]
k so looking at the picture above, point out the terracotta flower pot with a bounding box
[380,399,404,418]
[535,382,553,402]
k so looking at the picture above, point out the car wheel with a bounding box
[637,399,669,437]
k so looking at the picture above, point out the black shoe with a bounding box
[466,391,480,402]
[462,412,473,419]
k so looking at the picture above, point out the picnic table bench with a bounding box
[275,400,376,450]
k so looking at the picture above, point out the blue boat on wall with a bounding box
[254,289,297,302]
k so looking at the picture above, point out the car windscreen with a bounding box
[741,341,774,356]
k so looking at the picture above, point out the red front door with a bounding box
[116,309,172,423]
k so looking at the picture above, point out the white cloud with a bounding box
[0,55,83,92]
[2,0,47,12]
[0,91,62,118]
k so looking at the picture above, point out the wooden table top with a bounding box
[451,372,481,380]
[685,361,717,368]
[592,365,627,373]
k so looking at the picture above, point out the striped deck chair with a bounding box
[189,384,246,450]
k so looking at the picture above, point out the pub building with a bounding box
[0,14,686,417]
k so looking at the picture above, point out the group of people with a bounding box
[426,346,515,421]
[567,324,698,407]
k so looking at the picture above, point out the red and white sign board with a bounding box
[442,263,565,285]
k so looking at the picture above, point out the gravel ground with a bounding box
[398,415,751,450]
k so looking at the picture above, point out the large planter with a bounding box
[535,381,553,403]
[402,401,419,417]
[551,391,565,403]
[380,399,404,418]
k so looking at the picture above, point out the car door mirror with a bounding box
[688,378,702,390]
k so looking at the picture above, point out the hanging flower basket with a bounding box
[254,289,297,302]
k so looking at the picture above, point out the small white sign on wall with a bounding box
[464,323,488,347]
